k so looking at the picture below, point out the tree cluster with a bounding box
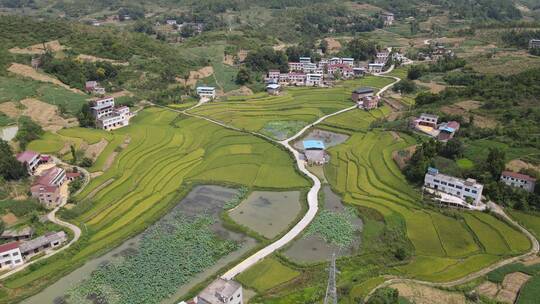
[0,140,27,181]
[15,116,44,150]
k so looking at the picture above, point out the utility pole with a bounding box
[324,253,338,304]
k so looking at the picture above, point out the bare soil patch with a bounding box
[415,80,447,93]
[506,159,540,174]
[1,213,18,226]
[76,54,129,66]
[390,282,465,304]
[9,40,65,55]
[8,63,84,94]
[324,38,342,53]
[455,100,482,110]
[440,101,496,129]
[20,98,78,132]
[523,256,540,266]
[477,281,499,298]
[109,90,134,98]
[497,272,531,303]
[0,102,22,118]
[393,145,417,170]
[225,86,253,96]
[223,55,235,66]
[175,66,214,87]
[85,138,109,161]
[90,172,103,178]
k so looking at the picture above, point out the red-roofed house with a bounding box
[501,171,536,192]
[31,166,66,208]
[16,151,41,174]
[0,242,24,270]
[66,172,81,181]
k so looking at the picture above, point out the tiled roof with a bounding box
[35,167,63,187]
[501,171,536,182]
[16,151,39,163]
[0,242,19,253]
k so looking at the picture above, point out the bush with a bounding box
[15,116,44,150]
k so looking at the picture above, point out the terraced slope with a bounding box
[325,129,531,283]
[190,76,395,137]
[3,107,308,300]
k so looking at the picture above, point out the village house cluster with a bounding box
[417,43,455,61]
[0,231,68,270]
[412,113,460,142]
[264,50,393,89]
[16,151,81,208]
[351,87,380,110]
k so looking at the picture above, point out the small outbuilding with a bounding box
[266,83,281,95]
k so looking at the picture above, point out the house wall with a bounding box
[424,174,483,205]
[501,176,536,192]
[0,248,23,270]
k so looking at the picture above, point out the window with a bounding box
[448,183,455,188]
[434,179,440,183]
[5,260,11,264]
[441,181,447,185]
[465,188,470,192]
[2,254,9,258]
[12,252,19,256]
[14,259,21,264]
[455,185,463,190]
[472,190,477,194]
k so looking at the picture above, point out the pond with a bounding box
[228,191,302,239]
[22,185,257,304]
[0,125,18,141]
[282,186,363,263]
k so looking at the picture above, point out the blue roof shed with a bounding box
[303,140,325,150]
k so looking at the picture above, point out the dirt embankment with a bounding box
[0,99,78,132]
[477,272,531,304]
[390,282,465,304]
[392,145,417,170]
[440,100,497,129]
[8,40,65,55]
[176,66,214,87]
[7,63,84,94]
[225,86,253,97]
[324,38,342,53]
[76,54,129,66]
[506,159,540,174]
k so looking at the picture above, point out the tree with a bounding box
[319,39,329,54]
[366,287,399,304]
[486,147,506,178]
[392,79,416,94]
[235,68,251,85]
[441,138,464,159]
[79,157,93,168]
[70,144,77,163]
[15,116,44,150]
[346,38,378,61]
[0,140,27,181]
[407,65,424,80]
[77,103,95,128]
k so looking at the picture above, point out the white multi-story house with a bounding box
[418,113,439,128]
[302,62,318,73]
[530,39,540,49]
[193,279,243,304]
[0,242,24,270]
[306,73,323,86]
[375,51,390,64]
[380,12,395,26]
[501,171,536,193]
[288,62,303,71]
[329,57,342,65]
[196,86,216,99]
[424,167,484,207]
[299,57,311,64]
[91,97,132,131]
[91,97,115,119]
[266,70,280,83]
[368,63,384,73]
[341,57,354,66]
[288,72,307,84]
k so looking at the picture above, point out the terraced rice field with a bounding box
[3,107,308,298]
[190,76,394,138]
[323,126,531,283]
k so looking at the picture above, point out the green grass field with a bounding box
[2,107,308,302]
[322,120,531,283]
[510,211,540,239]
[0,76,88,114]
[237,258,300,292]
[190,76,394,138]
